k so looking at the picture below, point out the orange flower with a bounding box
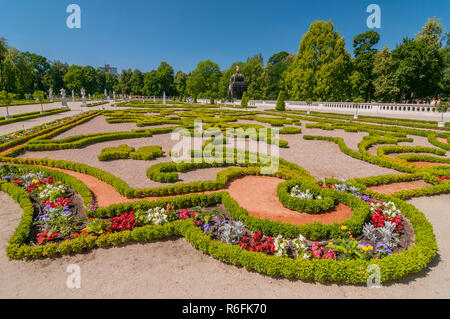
[84,233,88,237]
[73,233,79,238]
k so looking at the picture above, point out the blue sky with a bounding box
[0,0,448,73]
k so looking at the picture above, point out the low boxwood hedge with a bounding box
[277,179,337,214]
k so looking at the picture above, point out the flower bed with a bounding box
[1,165,86,246]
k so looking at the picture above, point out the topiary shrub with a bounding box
[276,91,286,111]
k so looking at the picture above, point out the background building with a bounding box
[99,64,118,75]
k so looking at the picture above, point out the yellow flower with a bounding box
[57,181,62,184]
[328,242,333,246]
[32,179,39,184]
[341,226,347,231]
[368,246,373,251]
[38,186,43,190]
[348,250,352,253]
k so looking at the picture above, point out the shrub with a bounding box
[276,91,286,111]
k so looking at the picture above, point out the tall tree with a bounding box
[143,70,159,96]
[372,47,399,102]
[129,69,144,95]
[0,38,8,91]
[119,69,133,94]
[105,72,119,94]
[63,65,84,93]
[2,47,34,97]
[350,30,380,101]
[242,54,265,99]
[284,20,352,101]
[439,33,450,97]
[174,71,187,96]
[43,60,68,93]
[156,62,175,95]
[186,59,221,99]
[263,51,294,100]
[22,52,50,91]
[391,18,444,101]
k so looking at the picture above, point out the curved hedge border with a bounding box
[277,179,337,214]
[0,109,70,126]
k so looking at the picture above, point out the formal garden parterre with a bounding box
[0,103,449,284]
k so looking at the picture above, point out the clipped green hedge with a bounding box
[0,109,70,126]
[279,127,302,134]
[277,179,337,214]
[98,144,135,161]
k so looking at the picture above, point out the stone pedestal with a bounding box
[438,122,446,127]
[354,114,359,119]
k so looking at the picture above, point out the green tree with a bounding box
[156,62,175,96]
[22,52,50,91]
[439,33,450,97]
[242,54,265,99]
[263,52,294,100]
[0,38,9,91]
[174,71,187,96]
[391,18,444,101]
[284,20,352,101]
[373,47,399,102]
[119,69,133,94]
[63,65,83,93]
[105,73,119,95]
[417,17,444,50]
[186,60,221,99]
[143,70,159,96]
[2,47,34,97]
[392,37,443,101]
[43,60,68,93]
[350,30,380,101]
[129,69,144,95]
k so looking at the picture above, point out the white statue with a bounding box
[61,88,68,108]
[81,88,87,107]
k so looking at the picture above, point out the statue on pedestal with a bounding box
[81,88,87,107]
[61,88,68,108]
